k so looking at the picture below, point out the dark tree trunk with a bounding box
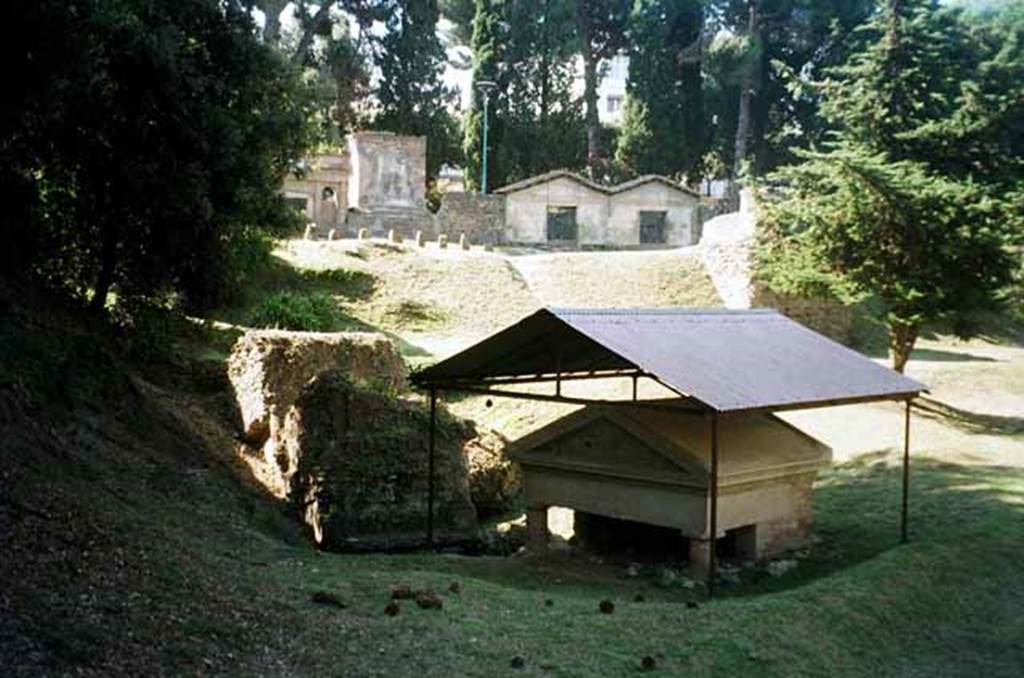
[728,0,761,207]
[750,47,771,174]
[89,235,117,314]
[575,3,603,179]
[889,321,919,374]
[291,1,338,65]
[678,57,704,183]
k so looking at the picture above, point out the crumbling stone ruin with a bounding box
[284,370,477,550]
[227,328,513,549]
[699,190,853,343]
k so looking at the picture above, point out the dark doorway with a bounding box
[546,206,578,242]
[639,211,667,244]
[573,512,686,560]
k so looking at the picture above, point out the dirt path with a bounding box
[503,247,720,309]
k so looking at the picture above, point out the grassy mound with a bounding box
[4,260,1024,676]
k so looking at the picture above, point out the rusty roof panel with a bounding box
[414,308,927,413]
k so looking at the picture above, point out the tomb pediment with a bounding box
[510,414,704,487]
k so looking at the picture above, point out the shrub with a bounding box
[248,291,344,332]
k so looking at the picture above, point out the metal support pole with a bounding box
[555,352,562,398]
[708,411,719,597]
[901,398,911,544]
[427,387,437,547]
[632,374,638,402]
[480,93,490,195]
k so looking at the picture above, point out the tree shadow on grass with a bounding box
[400,455,1024,605]
[909,347,999,363]
[914,397,1024,436]
[716,455,1024,598]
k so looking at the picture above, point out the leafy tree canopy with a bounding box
[758,0,1023,371]
[372,0,461,181]
[4,0,312,312]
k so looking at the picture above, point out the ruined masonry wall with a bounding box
[436,192,506,245]
[699,193,853,344]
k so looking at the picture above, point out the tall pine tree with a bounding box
[759,0,1022,372]
[374,0,459,180]
[614,0,705,182]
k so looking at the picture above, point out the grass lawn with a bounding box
[4,242,1023,676]
[6,324,1021,676]
[258,454,1024,676]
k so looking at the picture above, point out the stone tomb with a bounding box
[508,401,831,574]
[281,153,349,232]
[345,131,436,239]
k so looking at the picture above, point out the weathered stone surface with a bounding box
[699,191,853,344]
[345,132,436,239]
[750,286,854,345]
[347,132,427,212]
[227,329,407,448]
[462,430,521,515]
[285,371,477,550]
[436,192,506,246]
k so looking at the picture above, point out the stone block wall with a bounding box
[436,192,506,245]
[347,132,427,211]
[346,208,437,240]
[752,286,854,345]
[286,371,478,550]
[698,191,853,344]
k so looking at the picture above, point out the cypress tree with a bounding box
[759,0,1022,372]
[614,0,704,181]
[462,0,503,191]
[374,0,459,181]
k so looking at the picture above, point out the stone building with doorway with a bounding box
[281,153,349,230]
[495,170,702,247]
[280,132,433,238]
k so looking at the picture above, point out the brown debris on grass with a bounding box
[414,590,443,610]
[309,591,347,609]
[390,585,415,600]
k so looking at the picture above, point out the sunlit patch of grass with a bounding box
[247,290,352,332]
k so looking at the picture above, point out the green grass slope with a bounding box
[4,260,1024,676]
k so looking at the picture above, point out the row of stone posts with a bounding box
[303,223,482,251]
[352,228,474,251]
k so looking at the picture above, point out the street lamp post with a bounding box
[476,80,497,195]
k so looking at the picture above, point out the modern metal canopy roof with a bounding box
[412,307,927,413]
